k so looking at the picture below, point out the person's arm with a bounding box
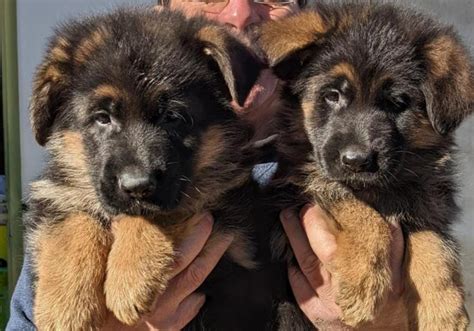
[6,256,36,331]
[281,205,406,330]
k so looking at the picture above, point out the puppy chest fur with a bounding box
[261,2,473,329]
[26,8,268,330]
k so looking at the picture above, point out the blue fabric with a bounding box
[6,163,278,329]
[7,256,36,331]
[252,162,278,186]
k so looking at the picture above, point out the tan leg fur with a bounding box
[34,213,111,331]
[328,199,393,328]
[405,231,469,330]
[105,215,184,326]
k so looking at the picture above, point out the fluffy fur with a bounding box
[26,7,271,330]
[261,2,473,330]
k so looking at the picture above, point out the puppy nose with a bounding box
[118,169,157,199]
[340,147,376,172]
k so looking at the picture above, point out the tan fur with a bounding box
[300,75,327,136]
[330,62,358,86]
[75,28,108,64]
[260,11,330,66]
[407,114,444,149]
[425,35,474,105]
[197,26,227,51]
[50,45,69,63]
[404,231,469,330]
[301,100,316,126]
[46,37,71,76]
[189,124,251,210]
[30,131,103,217]
[33,214,112,331]
[267,7,472,330]
[93,84,123,100]
[226,230,258,270]
[105,215,186,325]
[426,36,461,79]
[327,199,393,327]
[193,125,227,175]
[43,65,63,82]
[196,26,239,102]
[29,12,257,329]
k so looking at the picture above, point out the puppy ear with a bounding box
[423,32,474,135]
[259,11,333,80]
[30,36,72,146]
[196,26,264,107]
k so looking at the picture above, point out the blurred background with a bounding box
[1,0,473,328]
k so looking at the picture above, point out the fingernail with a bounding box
[222,233,235,244]
[200,212,213,225]
[196,293,206,305]
[192,212,213,227]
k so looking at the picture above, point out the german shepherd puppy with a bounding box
[260,2,473,330]
[25,8,269,330]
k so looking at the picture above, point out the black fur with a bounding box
[262,2,473,329]
[24,7,293,331]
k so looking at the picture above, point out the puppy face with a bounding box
[299,44,423,187]
[30,9,262,215]
[261,4,474,189]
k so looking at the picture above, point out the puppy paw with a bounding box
[105,216,177,325]
[34,214,111,331]
[334,260,392,327]
[406,231,469,331]
[329,200,393,327]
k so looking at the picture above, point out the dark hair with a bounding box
[158,0,307,8]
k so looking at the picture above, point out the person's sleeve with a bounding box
[6,256,36,331]
[252,162,278,186]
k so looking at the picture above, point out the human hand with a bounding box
[280,204,405,329]
[102,213,233,330]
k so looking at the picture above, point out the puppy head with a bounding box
[261,3,473,189]
[30,8,262,215]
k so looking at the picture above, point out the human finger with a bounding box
[169,213,214,279]
[288,266,342,324]
[172,293,206,329]
[300,204,338,265]
[157,233,233,306]
[281,209,325,289]
[143,293,206,330]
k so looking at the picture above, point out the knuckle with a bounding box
[319,243,337,263]
[299,253,320,275]
[185,262,207,287]
[172,254,185,271]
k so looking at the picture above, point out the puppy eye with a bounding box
[389,94,411,112]
[164,111,186,125]
[94,112,112,126]
[324,89,341,105]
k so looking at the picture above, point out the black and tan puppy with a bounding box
[260,2,473,330]
[26,7,268,330]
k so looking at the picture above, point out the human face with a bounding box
[168,0,300,31]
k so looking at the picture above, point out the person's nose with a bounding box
[216,0,261,32]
